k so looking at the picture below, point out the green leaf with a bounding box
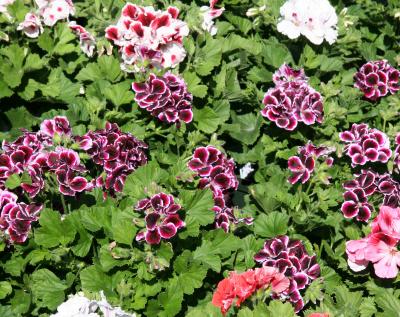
[34,209,76,248]
[359,297,377,317]
[124,160,168,200]
[262,39,293,68]
[193,230,241,272]
[4,174,21,190]
[80,265,113,294]
[254,211,289,238]
[193,106,221,134]
[224,112,262,145]
[266,301,296,317]
[112,208,136,245]
[183,71,208,98]
[31,269,67,310]
[104,81,133,107]
[0,281,12,299]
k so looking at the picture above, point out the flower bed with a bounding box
[0,0,399,316]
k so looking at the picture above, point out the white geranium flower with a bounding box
[51,292,136,317]
[239,163,254,180]
[277,0,338,45]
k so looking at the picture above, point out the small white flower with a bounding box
[239,163,254,179]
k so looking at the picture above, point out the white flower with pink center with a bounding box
[17,13,43,38]
[40,0,75,26]
[200,0,224,36]
[277,0,338,45]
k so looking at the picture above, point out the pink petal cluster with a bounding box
[77,122,148,197]
[261,64,324,131]
[346,205,400,279]
[188,146,252,232]
[69,21,96,57]
[212,266,290,316]
[132,72,193,125]
[339,123,391,167]
[17,0,74,38]
[288,141,334,185]
[341,170,400,222]
[0,189,42,243]
[36,0,75,26]
[254,235,320,312]
[200,0,224,36]
[105,3,189,71]
[17,13,43,38]
[354,60,400,101]
[135,192,184,245]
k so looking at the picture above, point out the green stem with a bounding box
[60,194,69,214]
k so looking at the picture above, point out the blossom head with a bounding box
[17,13,43,38]
[135,192,184,245]
[132,73,193,125]
[105,3,189,70]
[354,60,400,101]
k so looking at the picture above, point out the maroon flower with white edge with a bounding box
[17,12,43,38]
[77,122,147,196]
[261,64,324,131]
[339,123,391,167]
[0,189,42,243]
[341,188,373,222]
[40,116,72,138]
[135,192,184,245]
[187,146,250,233]
[261,87,298,131]
[254,235,320,312]
[188,146,238,194]
[288,142,334,185]
[133,73,193,125]
[354,60,400,101]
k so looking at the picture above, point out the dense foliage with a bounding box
[0,0,400,316]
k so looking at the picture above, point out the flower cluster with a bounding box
[354,60,400,101]
[288,141,334,185]
[51,291,136,317]
[261,64,324,131]
[341,169,400,222]
[200,0,224,36]
[339,123,391,167]
[78,122,148,197]
[69,21,96,57]
[135,192,184,245]
[346,205,400,279]
[132,73,193,125]
[254,235,320,312]
[188,146,252,231]
[1,116,90,198]
[0,189,42,243]
[17,0,75,38]
[105,3,189,71]
[0,117,147,243]
[277,0,338,45]
[212,266,290,316]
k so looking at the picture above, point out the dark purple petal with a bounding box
[145,229,161,245]
[159,223,177,239]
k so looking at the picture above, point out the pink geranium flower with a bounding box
[365,233,400,279]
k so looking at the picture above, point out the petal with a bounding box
[159,223,177,239]
[341,201,358,218]
[145,229,161,245]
